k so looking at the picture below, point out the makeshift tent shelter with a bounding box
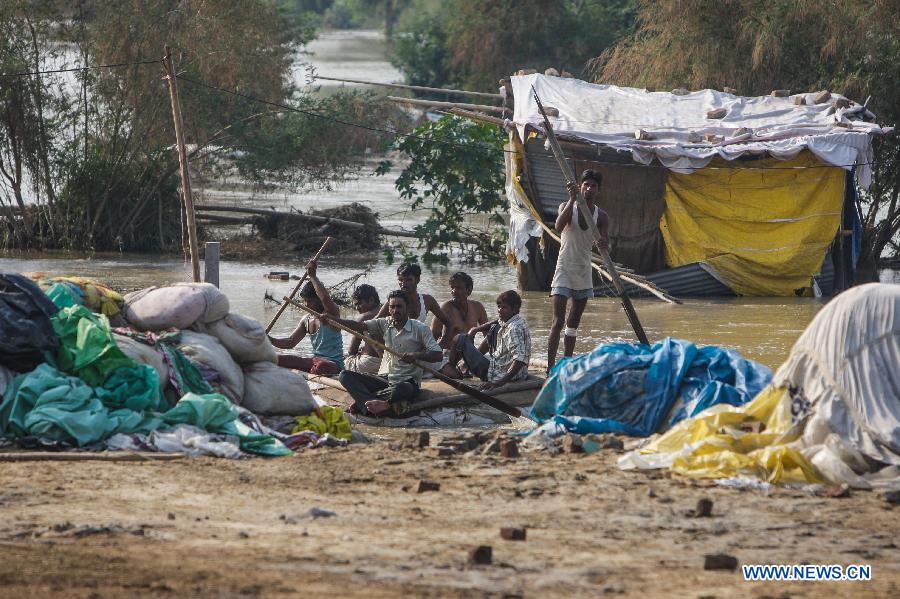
[502,74,891,297]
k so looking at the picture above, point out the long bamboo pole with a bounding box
[265,236,334,334]
[531,86,650,345]
[285,299,530,420]
[163,45,201,282]
[387,96,507,114]
[313,75,503,100]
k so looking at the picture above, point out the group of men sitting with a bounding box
[268,262,531,418]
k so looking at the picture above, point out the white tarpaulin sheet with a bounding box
[512,74,891,188]
[776,282,900,488]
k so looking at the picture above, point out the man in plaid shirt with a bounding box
[445,290,531,390]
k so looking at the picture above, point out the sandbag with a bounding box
[206,313,278,365]
[177,331,244,405]
[123,283,229,331]
[241,361,316,416]
[114,334,169,392]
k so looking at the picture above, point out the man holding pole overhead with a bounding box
[546,169,610,371]
[332,290,443,417]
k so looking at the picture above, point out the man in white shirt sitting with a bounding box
[330,290,442,417]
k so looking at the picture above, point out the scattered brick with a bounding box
[499,439,519,459]
[704,554,738,571]
[500,527,526,541]
[468,545,492,565]
[694,498,714,518]
[416,480,440,493]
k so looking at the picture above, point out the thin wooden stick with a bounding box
[532,86,651,345]
[0,452,184,462]
[285,298,530,420]
[387,96,507,114]
[265,236,334,334]
[313,75,503,99]
[163,45,201,283]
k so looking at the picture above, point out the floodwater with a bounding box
[3,30,898,372]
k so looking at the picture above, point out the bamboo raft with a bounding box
[307,372,545,426]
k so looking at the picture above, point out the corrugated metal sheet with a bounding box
[525,146,571,218]
[594,263,734,298]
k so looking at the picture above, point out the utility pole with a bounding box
[163,45,201,282]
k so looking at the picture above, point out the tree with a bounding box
[0,0,395,251]
[592,0,900,264]
[390,0,636,92]
[376,115,507,262]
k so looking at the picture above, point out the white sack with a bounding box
[241,361,316,416]
[177,330,244,405]
[206,313,278,365]
[124,283,229,331]
[113,334,169,392]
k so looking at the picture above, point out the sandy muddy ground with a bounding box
[1,432,898,598]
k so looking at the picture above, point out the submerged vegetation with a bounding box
[0,0,394,252]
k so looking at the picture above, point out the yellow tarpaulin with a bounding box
[660,152,845,295]
[632,385,825,485]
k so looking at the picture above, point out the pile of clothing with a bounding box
[0,272,350,458]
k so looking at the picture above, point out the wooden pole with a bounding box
[204,241,220,287]
[313,75,503,100]
[265,236,334,334]
[387,96,507,114]
[531,86,651,345]
[163,45,201,282]
[285,298,530,420]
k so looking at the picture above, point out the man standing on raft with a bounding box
[546,169,610,371]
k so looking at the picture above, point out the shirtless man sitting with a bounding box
[432,271,488,376]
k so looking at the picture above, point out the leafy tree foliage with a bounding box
[376,116,506,262]
[390,0,636,92]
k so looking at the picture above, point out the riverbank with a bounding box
[1,434,897,597]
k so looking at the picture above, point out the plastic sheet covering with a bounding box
[661,153,845,296]
[513,74,889,188]
[0,273,60,372]
[620,283,900,488]
[530,338,771,436]
[51,305,135,387]
[505,135,543,263]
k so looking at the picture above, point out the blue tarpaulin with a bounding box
[530,337,772,436]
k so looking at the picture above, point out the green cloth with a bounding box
[95,365,167,412]
[2,305,289,456]
[45,282,80,310]
[0,374,288,456]
[292,405,352,441]
[51,305,133,387]
[0,364,161,446]
[160,343,214,395]
[164,393,292,457]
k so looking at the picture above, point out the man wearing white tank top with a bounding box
[375,262,452,338]
[547,169,610,371]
